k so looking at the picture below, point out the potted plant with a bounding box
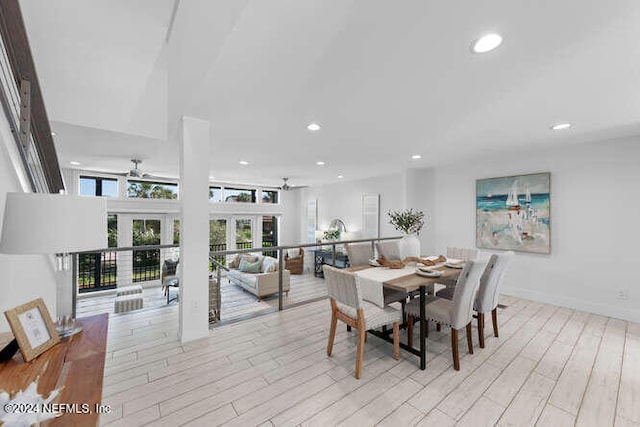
[387,208,425,258]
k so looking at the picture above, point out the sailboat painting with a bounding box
[476,173,551,254]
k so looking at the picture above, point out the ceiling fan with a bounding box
[127,159,148,178]
[116,158,175,181]
[279,177,308,191]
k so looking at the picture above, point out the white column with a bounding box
[178,116,210,343]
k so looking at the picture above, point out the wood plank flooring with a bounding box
[99,295,640,426]
[78,272,327,321]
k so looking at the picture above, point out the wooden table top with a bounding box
[346,264,461,293]
[383,266,461,292]
[0,313,109,427]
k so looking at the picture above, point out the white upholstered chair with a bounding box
[324,265,401,379]
[441,247,479,288]
[447,247,478,261]
[406,259,487,370]
[345,242,372,267]
[437,251,514,347]
[376,240,402,260]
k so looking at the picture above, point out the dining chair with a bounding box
[323,265,402,379]
[446,247,478,261]
[345,242,372,267]
[376,240,402,260]
[406,259,486,370]
[440,247,479,288]
[436,251,514,347]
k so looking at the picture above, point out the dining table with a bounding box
[349,262,462,370]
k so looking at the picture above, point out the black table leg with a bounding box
[420,285,426,370]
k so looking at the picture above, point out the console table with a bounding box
[0,313,109,426]
[313,249,350,277]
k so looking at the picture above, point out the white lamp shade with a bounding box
[0,193,108,254]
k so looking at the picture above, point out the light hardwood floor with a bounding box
[99,295,640,426]
[78,272,327,321]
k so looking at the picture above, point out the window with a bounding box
[235,219,252,249]
[107,214,118,248]
[173,219,180,245]
[224,188,255,203]
[261,190,278,204]
[209,186,222,202]
[127,180,178,199]
[132,219,161,282]
[79,176,118,197]
[262,216,278,257]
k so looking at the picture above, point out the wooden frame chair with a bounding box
[324,265,402,379]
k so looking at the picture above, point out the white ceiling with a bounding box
[19,0,640,188]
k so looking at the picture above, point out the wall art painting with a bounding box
[476,172,551,254]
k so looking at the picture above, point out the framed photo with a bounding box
[476,172,551,254]
[4,298,60,362]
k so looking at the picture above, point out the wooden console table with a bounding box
[0,313,109,426]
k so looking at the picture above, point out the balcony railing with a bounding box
[77,251,117,293]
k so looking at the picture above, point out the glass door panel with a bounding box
[133,219,161,282]
[235,218,252,250]
[262,216,278,258]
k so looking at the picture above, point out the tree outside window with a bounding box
[127,181,178,199]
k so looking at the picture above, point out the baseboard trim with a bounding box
[502,285,640,323]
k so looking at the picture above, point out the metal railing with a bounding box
[0,0,64,193]
[209,236,402,312]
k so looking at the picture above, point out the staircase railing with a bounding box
[0,0,64,194]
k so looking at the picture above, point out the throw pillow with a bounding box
[228,254,241,269]
[286,248,301,259]
[241,254,259,263]
[262,257,278,273]
[239,257,262,274]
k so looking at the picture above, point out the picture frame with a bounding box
[476,172,551,254]
[4,298,60,362]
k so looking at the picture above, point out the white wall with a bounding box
[428,137,640,322]
[0,111,58,333]
[294,172,407,242]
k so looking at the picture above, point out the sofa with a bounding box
[227,254,291,300]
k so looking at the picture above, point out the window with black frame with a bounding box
[127,180,178,199]
[261,190,278,204]
[224,187,255,203]
[79,176,118,197]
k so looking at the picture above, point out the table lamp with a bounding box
[0,192,107,360]
[0,192,107,265]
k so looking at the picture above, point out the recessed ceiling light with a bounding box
[316,161,325,166]
[239,160,249,165]
[337,175,344,179]
[69,161,81,166]
[307,123,321,131]
[550,123,572,131]
[411,154,422,160]
[471,33,503,53]
[51,131,57,136]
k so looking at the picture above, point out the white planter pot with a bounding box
[400,234,421,259]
